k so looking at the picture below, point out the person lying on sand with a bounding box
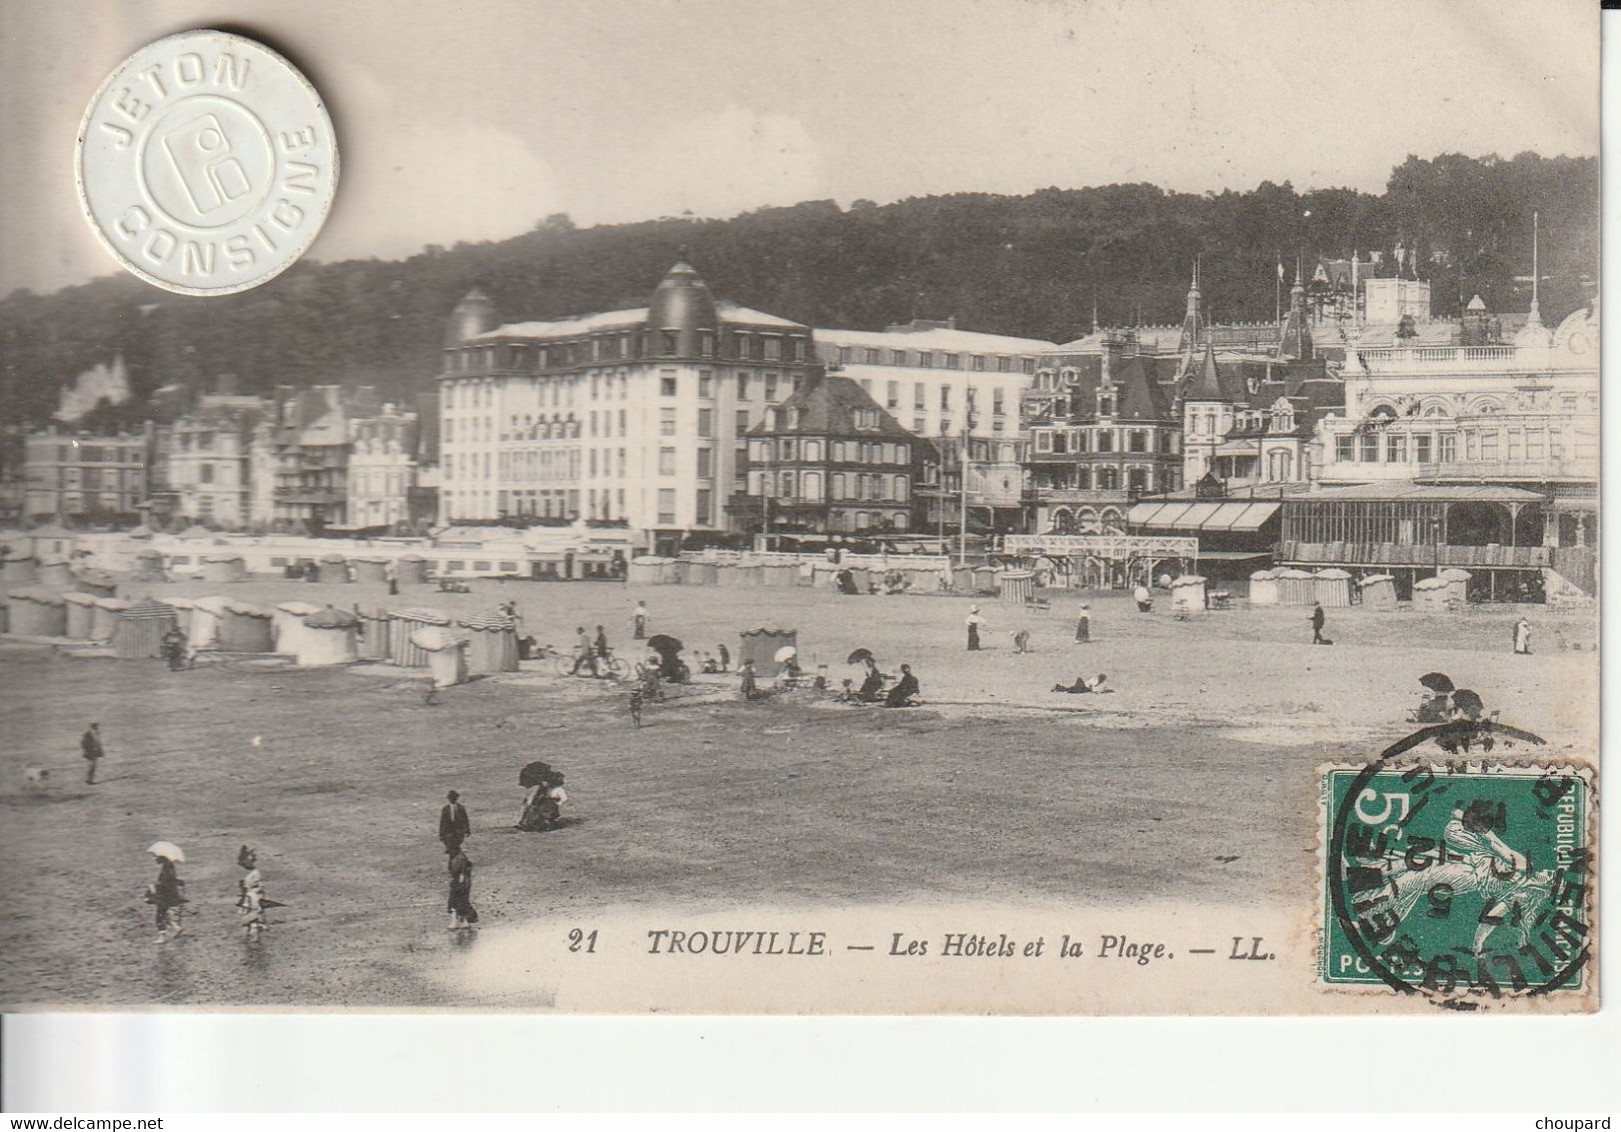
[1053,672,1110,694]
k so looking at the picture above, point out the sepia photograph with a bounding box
[0,0,1601,1020]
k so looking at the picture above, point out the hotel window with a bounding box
[764,338,782,361]
[1507,430,1523,462]
[918,352,934,368]
[803,439,822,461]
[736,410,750,436]
[661,331,678,355]
[698,409,713,438]
[765,374,779,402]
[940,419,953,435]
[944,353,960,370]
[618,410,627,436]
[1073,467,1091,490]
[695,488,712,525]
[1549,430,1563,458]
[1387,434,1407,463]
[1128,468,1147,492]
[994,356,1009,373]
[992,389,1005,416]
[752,338,766,361]
[886,381,900,409]
[1526,429,1545,460]
[1480,430,1500,461]
[698,372,713,398]
[1052,432,1068,455]
[1336,435,1354,463]
[1096,430,1114,453]
[913,417,926,433]
[1022,358,1036,374]
[802,471,823,501]
[972,355,986,372]
[1035,431,1053,453]
[780,439,798,461]
[865,348,881,364]
[830,473,846,499]
[837,346,852,365]
[940,386,952,410]
[699,332,714,357]
[1414,434,1433,464]
[657,489,676,524]
[736,373,750,400]
[658,448,676,475]
[1128,430,1147,453]
[589,450,598,476]
[891,349,907,365]
[1359,433,1379,462]
[735,334,750,359]
[660,408,677,436]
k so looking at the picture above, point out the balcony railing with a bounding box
[1280,541,1552,569]
[1353,345,1540,375]
[1021,487,1135,504]
[1415,458,1598,483]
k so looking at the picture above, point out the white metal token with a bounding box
[75,30,338,296]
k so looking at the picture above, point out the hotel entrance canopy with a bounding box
[1128,500,1281,533]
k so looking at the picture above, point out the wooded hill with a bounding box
[0,151,1596,431]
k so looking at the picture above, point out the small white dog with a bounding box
[22,767,50,790]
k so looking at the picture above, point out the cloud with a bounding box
[310,68,562,262]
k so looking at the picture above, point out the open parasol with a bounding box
[147,841,185,862]
[1451,689,1485,720]
[1418,672,1455,694]
[846,648,875,665]
[519,760,560,788]
[647,634,683,654]
[774,645,798,664]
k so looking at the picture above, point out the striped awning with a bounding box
[122,598,177,620]
[459,613,517,631]
[1129,501,1281,533]
[390,607,451,624]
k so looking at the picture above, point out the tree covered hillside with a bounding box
[0,151,1596,430]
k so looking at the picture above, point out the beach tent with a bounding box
[411,624,469,688]
[130,548,167,583]
[952,566,975,593]
[273,601,324,654]
[113,598,178,659]
[626,556,670,585]
[8,588,67,636]
[734,563,764,586]
[1248,569,1279,606]
[998,570,1035,605]
[844,567,870,593]
[389,607,451,667]
[37,557,73,587]
[297,606,361,666]
[317,554,349,584]
[762,563,798,588]
[972,566,999,594]
[1438,568,1471,605]
[1,552,38,585]
[200,553,247,583]
[63,591,98,638]
[1275,568,1317,606]
[686,562,718,586]
[1360,574,1398,611]
[1170,575,1208,613]
[395,554,428,585]
[219,600,275,652]
[714,563,743,587]
[351,558,388,585]
[459,612,519,674]
[739,627,797,678]
[188,596,231,651]
[357,606,391,661]
[166,596,197,636]
[1313,568,1354,608]
[73,568,119,598]
[662,559,689,584]
[1412,576,1452,613]
[90,596,130,641]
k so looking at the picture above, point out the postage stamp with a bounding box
[1320,722,1596,1009]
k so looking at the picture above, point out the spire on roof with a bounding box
[1182,338,1224,401]
[1176,259,1203,356]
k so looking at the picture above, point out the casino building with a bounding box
[437,261,822,554]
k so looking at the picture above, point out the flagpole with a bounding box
[1275,251,1282,323]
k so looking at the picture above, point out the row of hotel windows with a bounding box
[835,345,1036,374]
[1032,429,1175,455]
[1190,410,1295,435]
[1031,466,1171,492]
[850,379,1009,415]
[1329,427,1595,464]
[748,471,911,504]
[25,468,143,489]
[32,444,145,464]
[451,332,812,372]
[747,439,911,464]
[442,370,800,414]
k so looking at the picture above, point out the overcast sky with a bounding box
[0,0,1597,297]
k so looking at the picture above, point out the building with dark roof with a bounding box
[730,372,933,536]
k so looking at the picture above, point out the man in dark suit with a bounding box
[81,722,104,785]
[438,790,471,855]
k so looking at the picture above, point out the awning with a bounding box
[1194,550,1273,561]
[1131,501,1281,533]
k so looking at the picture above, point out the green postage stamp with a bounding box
[1320,726,1596,1009]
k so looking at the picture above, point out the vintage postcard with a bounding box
[0,0,1599,1015]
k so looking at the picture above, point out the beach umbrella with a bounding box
[1451,689,1485,720]
[774,645,798,664]
[846,648,875,665]
[147,841,184,862]
[519,760,559,788]
[1419,672,1455,694]
[647,634,683,654]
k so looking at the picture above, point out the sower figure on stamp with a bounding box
[438,790,471,855]
[81,722,103,785]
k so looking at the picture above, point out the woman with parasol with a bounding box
[647,634,690,684]
[516,761,567,831]
[848,649,885,702]
[1413,672,1455,723]
[145,842,188,944]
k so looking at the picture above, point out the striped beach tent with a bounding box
[411,623,470,688]
[459,611,519,674]
[389,607,451,667]
[298,605,361,666]
[113,597,178,659]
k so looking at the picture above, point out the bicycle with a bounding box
[555,648,629,679]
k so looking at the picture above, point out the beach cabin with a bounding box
[1275,568,1317,606]
[63,591,98,638]
[1170,575,1208,613]
[90,596,129,640]
[73,568,119,598]
[317,554,350,584]
[389,607,451,667]
[1248,570,1279,607]
[188,596,231,652]
[739,627,798,678]
[2,552,38,585]
[37,558,73,588]
[1313,568,1354,608]
[200,554,247,583]
[394,554,428,585]
[357,607,391,661]
[219,601,276,652]
[273,601,325,655]
[7,588,67,637]
[1412,576,1451,613]
[998,570,1036,606]
[297,606,361,666]
[1360,574,1397,611]
[113,598,178,659]
[130,548,167,583]
[459,612,519,674]
[411,625,469,688]
[351,558,388,585]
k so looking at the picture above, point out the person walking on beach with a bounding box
[966,606,987,651]
[1133,584,1153,613]
[147,847,187,944]
[633,600,649,640]
[738,658,758,700]
[1311,602,1328,645]
[446,848,478,931]
[1513,617,1532,656]
[81,722,104,785]
[236,845,270,942]
[438,790,471,855]
[594,624,611,662]
[716,642,730,671]
[1075,604,1091,643]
